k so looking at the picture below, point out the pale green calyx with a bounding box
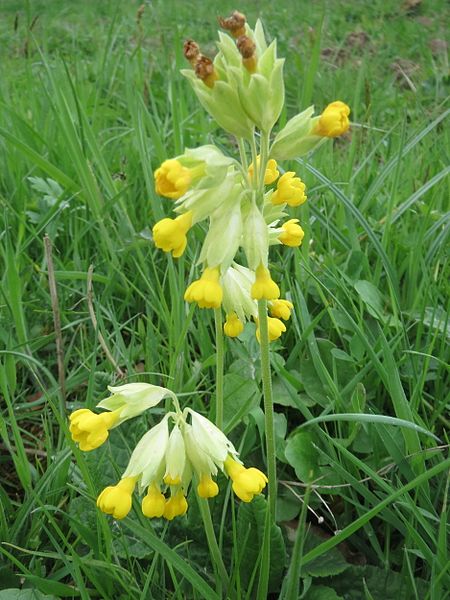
[181,69,254,140]
[269,105,325,160]
[198,184,244,271]
[97,383,176,424]
[222,263,258,323]
[241,199,269,270]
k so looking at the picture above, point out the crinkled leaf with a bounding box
[304,585,344,600]
[237,495,287,593]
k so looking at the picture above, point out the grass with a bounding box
[0,0,449,598]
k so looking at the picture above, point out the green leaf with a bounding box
[303,530,349,578]
[304,585,344,600]
[325,565,429,600]
[354,280,384,320]
[285,432,320,482]
[223,373,260,433]
[237,495,287,593]
[0,591,56,600]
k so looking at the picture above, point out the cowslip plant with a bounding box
[69,8,349,597]
[148,9,349,595]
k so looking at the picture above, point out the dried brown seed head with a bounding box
[237,35,256,59]
[195,55,218,88]
[184,39,201,65]
[218,10,246,38]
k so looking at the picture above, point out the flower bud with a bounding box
[197,475,219,498]
[184,266,223,309]
[223,312,245,337]
[163,491,188,520]
[251,263,280,300]
[142,483,166,518]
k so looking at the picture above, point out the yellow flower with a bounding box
[142,483,166,518]
[223,312,244,337]
[224,456,268,502]
[154,159,193,199]
[184,266,223,308]
[152,211,193,258]
[314,101,350,138]
[96,476,138,520]
[197,474,219,498]
[248,156,280,185]
[255,316,286,342]
[271,172,307,207]
[269,299,293,320]
[163,491,188,520]
[251,264,280,300]
[69,408,120,452]
[278,219,305,247]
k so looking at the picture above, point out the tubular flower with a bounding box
[224,312,245,337]
[224,456,268,502]
[251,263,280,300]
[184,266,223,308]
[197,474,219,498]
[152,211,193,258]
[256,316,286,343]
[154,159,193,199]
[248,156,280,185]
[97,476,138,520]
[278,219,305,247]
[271,172,307,207]
[195,56,219,88]
[164,490,188,520]
[314,101,350,138]
[269,299,293,320]
[69,409,120,451]
[73,383,268,520]
[142,483,166,518]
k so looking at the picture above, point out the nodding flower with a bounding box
[184,266,223,309]
[251,264,280,301]
[73,388,268,521]
[152,211,193,258]
[314,101,350,138]
[271,172,307,207]
[278,219,305,247]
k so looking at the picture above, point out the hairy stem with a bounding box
[198,497,229,596]
[214,308,225,429]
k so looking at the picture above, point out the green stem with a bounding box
[198,497,229,596]
[214,308,224,430]
[237,137,249,171]
[250,134,259,185]
[284,485,312,600]
[258,130,270,197]
[257,300,277,516]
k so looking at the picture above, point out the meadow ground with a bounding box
[0,0,449,598]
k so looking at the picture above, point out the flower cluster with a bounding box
[70,383,267,520]
[151,12,350,343]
